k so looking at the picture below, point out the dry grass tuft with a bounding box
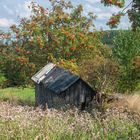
[109,93,140,115]
[124,94,140,114]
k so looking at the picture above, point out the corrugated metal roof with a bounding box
[31,63,55,84]
[42,67,79,94]
[31,63,80,94]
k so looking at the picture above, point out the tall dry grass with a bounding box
[124,93,140,114]
[110,92,140,115]
[0,101,140,140]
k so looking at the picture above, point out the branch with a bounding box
[122,1,133,13]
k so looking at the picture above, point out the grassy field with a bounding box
[0,101,140,140]
[0,87,140,139]
[0,87,35,105]
[0,88,140,139]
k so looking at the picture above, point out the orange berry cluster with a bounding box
[16,57,29,64]
[106,0,124,8]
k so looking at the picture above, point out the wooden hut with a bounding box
[31,63,97,109]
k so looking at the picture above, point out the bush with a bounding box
[113,29,140,93]
[0,45,35,86]
[0,72,7,88]
[79,45,119,93]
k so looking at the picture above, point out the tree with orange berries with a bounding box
[0,0,103,86]
[101,0,140,30]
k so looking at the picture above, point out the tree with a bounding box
[113,30,140,92]
[128,0,140,31]
[101,0,140,30]
[0,0,102,86]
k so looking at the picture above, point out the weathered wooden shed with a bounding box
[31,63,97,109]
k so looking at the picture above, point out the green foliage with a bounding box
[101,0,140,30]
[113,29,140,93]
[0,43,35,86]
[102,30,119,45]
[0,0,101,87]
[128,0,140,31]
[0,73,7,85]
[79,44,119,93]
[1,0,139,95]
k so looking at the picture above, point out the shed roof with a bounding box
[31,63,56,84]
[31,63,80,94]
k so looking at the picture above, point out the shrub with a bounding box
[0,72,7,88]
[79,45,119,93]
[113,29,140,93]
[0,45,35,86]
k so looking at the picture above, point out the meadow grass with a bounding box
[0,87,35,105]
[0,87,140,140]
[0,101,140,140]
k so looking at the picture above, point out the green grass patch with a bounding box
[0,87,35,105]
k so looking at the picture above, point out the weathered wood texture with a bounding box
[32,63,97,110]
[35,79,97,110]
